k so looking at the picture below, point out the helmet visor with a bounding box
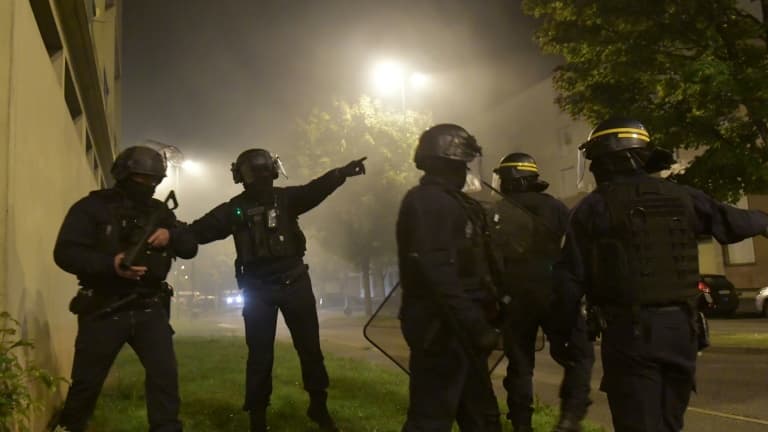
[576,148,593,192]
[275,156,288,179]
[463,157,484,194]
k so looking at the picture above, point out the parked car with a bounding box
[697,274,740,316]
[755,286,768,318]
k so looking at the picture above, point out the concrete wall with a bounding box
[724,195,768,290]
[471,78,594,200]
[2,0,108,426]
[0,0,13,312]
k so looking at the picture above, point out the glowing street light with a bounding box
[181,159,205,176]
[369,59,430,114]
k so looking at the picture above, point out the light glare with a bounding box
[371,60,405,94]
[181,160,204,176]
[409,72,430,90]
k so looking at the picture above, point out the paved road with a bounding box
[180,311,768,431]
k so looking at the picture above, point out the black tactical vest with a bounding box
[446,189,499,299]
[591,179,700,307]
[229,190,307,266]
[486,197,561,286]
[95,192,173,285]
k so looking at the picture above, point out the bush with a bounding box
[0,311,65,432]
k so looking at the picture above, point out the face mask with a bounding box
[244,177,274,201]
[118,178,156,204]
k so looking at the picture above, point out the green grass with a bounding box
[710,332,768,349]
[89,337,603,431]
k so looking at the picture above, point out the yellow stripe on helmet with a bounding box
[616,133,650,141]
[498,162,538,172]
[589,127,650,141]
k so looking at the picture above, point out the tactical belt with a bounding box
[243,264,309,287]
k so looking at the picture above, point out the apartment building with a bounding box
[0,0,121,424]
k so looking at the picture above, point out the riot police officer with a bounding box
[189,149,366,432]
[52,146,198,432]
[491,153,594,432]
[397,124,502,432]
[554,118,768,432]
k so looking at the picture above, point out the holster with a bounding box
[69,289,111,316]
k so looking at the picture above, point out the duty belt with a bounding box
[246,264,309,287]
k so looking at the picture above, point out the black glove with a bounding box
[549,335,577,368]
[337,157,367,178]
[474,326,501,352]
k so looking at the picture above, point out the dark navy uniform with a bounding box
[53,187,197,432]
[190,169,346,412]
[497,191,594,430]
[398,123,502,432]
[555,174,768,432]
[398,176,502,432]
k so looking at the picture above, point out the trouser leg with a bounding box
[279,274,329,393]
[401,330,465,432]
[655,310,697,432]
[554,314,594,421]
[502,313,538,427]
[129,308,182,432]
[455,351,501,432]
[242,289,279,411]
[57,315,129,432]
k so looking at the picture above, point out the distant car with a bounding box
[756,286,768,318]
[697,274,740,316]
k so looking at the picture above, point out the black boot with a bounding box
[307,391,339,431]
[553,412,582,432]
[249,408,268,432]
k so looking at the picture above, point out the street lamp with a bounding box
[370,59,430,115]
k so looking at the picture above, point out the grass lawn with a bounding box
[710,332,768,349]
[90,337,603,431]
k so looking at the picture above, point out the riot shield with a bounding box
[363,282,507,374]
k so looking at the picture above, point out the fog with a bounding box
[123,0,558,330]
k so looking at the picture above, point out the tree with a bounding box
[523,0,768,201]
[295,96,431,315]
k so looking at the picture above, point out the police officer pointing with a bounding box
[398,124,502,432]
[554,118,768,432]
[491,153,594,432]
[52,146,198,432]
[189,149,366,432]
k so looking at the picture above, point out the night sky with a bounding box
[122,0,557,163]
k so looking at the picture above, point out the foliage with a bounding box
[0,312,65,432]
[294,96,431,275]
[523,0,768,202]
[91,336,605,431]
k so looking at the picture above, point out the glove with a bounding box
[474,326,501,352]
[549,335,577,368]
[337,157,367,178]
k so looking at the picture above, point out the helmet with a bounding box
[231,149,280,184]
[493,152,549,193]
[111,146,167,182]
[414,123,482,169]
[493,152,539,178]
[580,118,650,160]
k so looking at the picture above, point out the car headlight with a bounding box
[236,295,243,304]
[226,297,234,305]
